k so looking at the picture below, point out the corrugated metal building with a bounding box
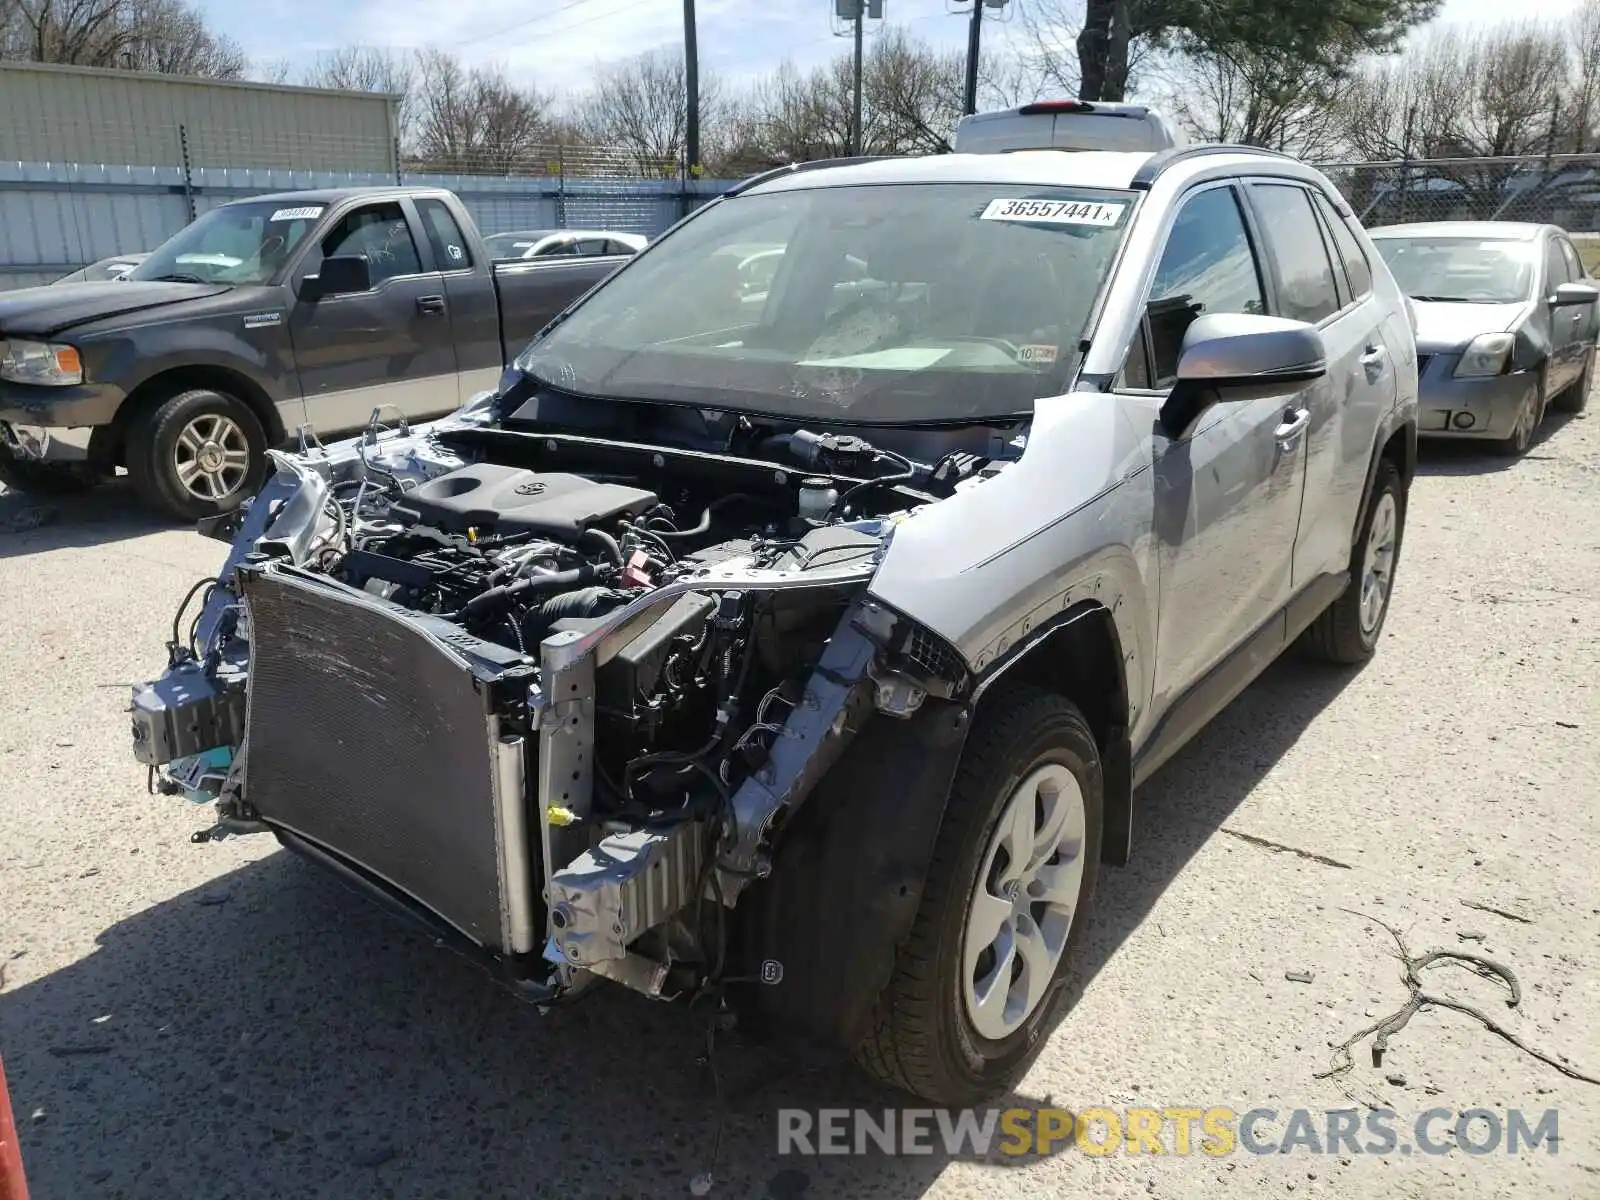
[0,61,399,174]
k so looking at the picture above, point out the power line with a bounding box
[449,0,604,49]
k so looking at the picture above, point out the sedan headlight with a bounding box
[1453,333,1514,378]
[0,339,84,386]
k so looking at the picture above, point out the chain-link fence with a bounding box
[1317,154,1600,235]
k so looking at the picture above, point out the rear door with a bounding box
[1137,182,1310,716]
[413,196,502,403]
[1246,180,1393,586]
[287,199,461,435]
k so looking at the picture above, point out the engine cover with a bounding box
[394,464,657,538]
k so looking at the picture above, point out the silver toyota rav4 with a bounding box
[131,145,1419,1105]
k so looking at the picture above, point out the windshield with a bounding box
[486,231,558,259]
[514,182,1135,424]
[1372,237,1535,304]
[129,201,323,285]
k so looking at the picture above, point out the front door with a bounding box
[1544,235,1585,395]
[1137,182,1310,716]
[287,200,461,437]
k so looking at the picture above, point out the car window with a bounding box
[606,239,637,256]
[416,198,473,271]
[1544,239,1570,291]
[1145,185,1266,385]
[322,203,422,285]
[1312,192,1372,300]
[573,239,610,257]
[540,240,579,257]
[1559,237,1584,280]
[1249,184,1340,324]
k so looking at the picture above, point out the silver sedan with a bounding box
[1369,221,1597,456]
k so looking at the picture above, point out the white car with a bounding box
[482,229,647,262]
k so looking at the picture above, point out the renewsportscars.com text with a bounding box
[777,1106,1560,1158]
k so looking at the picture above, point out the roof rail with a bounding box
[724,155,893,196]
[1130,143,1301,189]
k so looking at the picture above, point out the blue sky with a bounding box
[200,0,1584,96]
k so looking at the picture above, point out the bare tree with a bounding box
[303,45,416,140]
[411,48,550,174]
[574,49,723,178]
[1159,43,1346,158]
[1,0,243,77]
[1571,0,1600,153]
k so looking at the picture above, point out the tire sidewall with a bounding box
[1353,460,1406,653]
[930,703,1103,1095]
[132,389,268,521]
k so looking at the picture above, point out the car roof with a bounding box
[738,146,1323,197]
[222,186,453,206]
[1367,221,1549,242]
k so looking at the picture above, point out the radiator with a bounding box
[237,565,539,954]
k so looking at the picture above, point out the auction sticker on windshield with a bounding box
[270,206,323,222]
[980,198,1125,227]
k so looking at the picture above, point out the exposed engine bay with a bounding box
[131,394,1007,1009]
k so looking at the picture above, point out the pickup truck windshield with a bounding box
[1372,237,1536,304]
[515,182,1135,424]
[128,201,324,286]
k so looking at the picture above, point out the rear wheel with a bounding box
[855,685,1102,1104]
[127,389,267,521]
[1301,458,1405,665]
[0,441,105,497]
[1551,349,1593,414]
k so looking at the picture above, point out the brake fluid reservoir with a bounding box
[797,477,839,523]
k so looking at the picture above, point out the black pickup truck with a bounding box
[0,187,634,518]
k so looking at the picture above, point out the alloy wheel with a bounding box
[172,413,251,503]
[962,762,1087,1041]
[1360,491,1398,636]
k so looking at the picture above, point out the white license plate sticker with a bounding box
[980,198,1125,227]
[270,206,324,222]
[1018,344,1059,364]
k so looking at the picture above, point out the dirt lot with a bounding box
[1,403,1596,1200]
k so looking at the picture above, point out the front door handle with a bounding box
[417,294,446,315]
[1361,343,1387,366]
[1275,408,1311,443]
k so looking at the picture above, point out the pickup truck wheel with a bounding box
[1300,459,1405,665]
[0,442,105,496]
[127,389,267,521]
[855,685,1102,1105]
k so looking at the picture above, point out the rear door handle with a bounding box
[417,295,446,315]
[1275,408,1311,443]
[1361,343,1387,366]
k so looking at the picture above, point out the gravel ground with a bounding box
[1,405,1596,1200]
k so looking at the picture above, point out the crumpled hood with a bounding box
[0,280,230,337]
[1412,300,1529,353]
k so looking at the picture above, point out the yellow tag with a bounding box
[546,805,578,827]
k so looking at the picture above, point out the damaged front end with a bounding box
[130,401,974,1021]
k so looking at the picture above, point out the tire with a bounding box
[1300,458,1405,665]
[1551,348,1593,415]
[126,388,268,522]
[1493,368,1546,456]
[855,684,1103,1105]
[0,440,105,497]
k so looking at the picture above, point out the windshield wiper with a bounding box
[1409,294,1504,304]
[150,272,208,284]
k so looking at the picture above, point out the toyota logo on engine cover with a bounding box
[514,481,546,496]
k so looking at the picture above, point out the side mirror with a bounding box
[302,254,370,300]
[1160,313,1326,439]
[1550,281,1599,307]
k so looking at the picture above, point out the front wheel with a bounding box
[1494,370,1546,456]
[126,389,268,521]
[855,685,1102,1105]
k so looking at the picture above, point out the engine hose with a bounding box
[450,564,602,622]
[651,492,768,540]
[581,528,624,566]
[517,587,629,645]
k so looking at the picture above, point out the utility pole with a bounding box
[852,3,865,155]
[963,0,983,115]
[684,0,700,180]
